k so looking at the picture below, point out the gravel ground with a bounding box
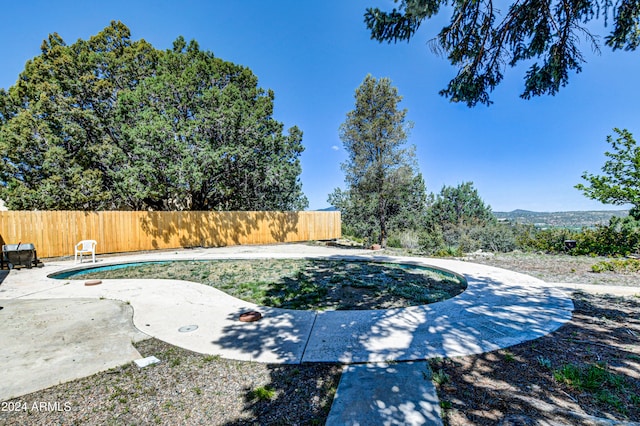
[442,251,640,425]
[463,250,640,286]
[1,250,639,425]
[433,291,640,425]
[0,338,341,425]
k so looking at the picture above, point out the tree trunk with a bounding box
[378,196,387,247]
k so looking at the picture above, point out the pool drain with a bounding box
[178,325,198,333]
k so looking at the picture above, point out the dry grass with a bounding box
[0,339,341,425]
[73,258,466,310]
[433,291,640,425]
[1,250,639,425]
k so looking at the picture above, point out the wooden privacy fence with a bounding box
[0,211,341,258]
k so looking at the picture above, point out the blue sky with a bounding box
[1,1,638,212]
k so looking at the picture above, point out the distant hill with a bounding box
[318,206,628,228]
[494,209,629,229]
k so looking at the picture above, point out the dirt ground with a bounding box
[463,250,640,286]
[434,252,640,425]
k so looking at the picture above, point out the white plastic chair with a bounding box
[74,240,97,263]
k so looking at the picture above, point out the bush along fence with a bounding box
[0,211,341,258]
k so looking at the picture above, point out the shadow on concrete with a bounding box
[431,291,640,424]
[326,361,442,426]
[210,255,574,424]
[211,306,316,364]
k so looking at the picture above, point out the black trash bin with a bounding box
[564,240,577,251]
[1,243,41,269]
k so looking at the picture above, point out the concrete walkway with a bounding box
[0,244,579,424]
[326,362,442,426]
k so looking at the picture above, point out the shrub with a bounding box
[575,216,640,256]
[591,262,615,273]
[387,229,420,249]
[250,386,276,401]
[516,227,580,253]
[537,356,552,369]
[516,216,640,256]
[420,222,521,255]
[386,235,402,248]
[471,223,518,252]
[433,246,464,257]
[431,369,450,385]
[419,227,446,254]
[591,258,640,273]
[458,228,481,253]
[399,229,420,249]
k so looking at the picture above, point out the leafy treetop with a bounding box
[365,0,640,106]
[576,128,640,219]
[0,21,307,211]
[427,181,494,227]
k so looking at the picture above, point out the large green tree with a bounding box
[427,182,494,227]
[576,128,640,219]
[0,22,307,211]
[115,37,307,211]
[0,22,155,209]
[329,75,425,246]
[423,181,498,252]
[365,0,640,106]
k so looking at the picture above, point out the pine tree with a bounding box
[329,75,425,246]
